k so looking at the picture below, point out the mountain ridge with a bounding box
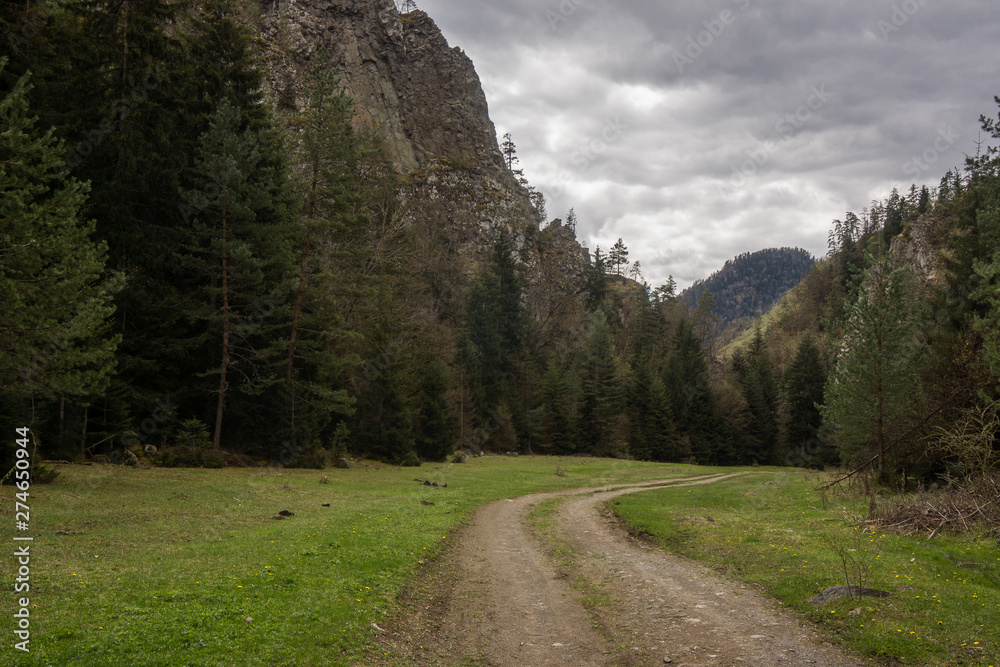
[680,247,816,327]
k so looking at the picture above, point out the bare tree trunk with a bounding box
[213,213,230,451]
[286,231,311,385]
[59,396,65,450]
[80,406,88,459]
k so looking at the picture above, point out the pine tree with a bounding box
[784,335,828,465]
[577,311,622,456]
[663,319,722,464]
[500,132,518,171]
[732,327,780,465]
[413,361,455,461]
[565,207,577,234]
[281,49,365,441]
[176,98,288,450]
[609,238,628,276]
[584,247,609,311]
[822,251,924,471]
[0,63,122,405]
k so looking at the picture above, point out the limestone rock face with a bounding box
[891,213,941,286]
[261,1,504,178]
[259,0,589,296]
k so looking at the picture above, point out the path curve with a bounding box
[373,474,868,666]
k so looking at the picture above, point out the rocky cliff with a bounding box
[890,213,943,286]
[258,0,589,291]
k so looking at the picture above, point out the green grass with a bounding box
[611,471,1000,666]
[1,456,705,666]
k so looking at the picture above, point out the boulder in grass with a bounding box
[808,585,891,604]
[336,458,351,469]
[278,509,294,517]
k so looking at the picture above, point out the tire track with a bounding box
[374,473,868,666]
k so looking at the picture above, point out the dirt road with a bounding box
[374,474,868,666]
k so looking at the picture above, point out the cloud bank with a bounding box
[415,0,1000,288]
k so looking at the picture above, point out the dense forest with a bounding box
[2,1,999,486]
[680,247,815,329]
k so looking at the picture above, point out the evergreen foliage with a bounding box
[732,327,780,465]
[584,246,609,311]
[577,311,623,456]
[663,319,722,464]
[783,335,828,463]
[681,248,816,327]
[627,355,675,461]
[609,238,628,276]
[413,361,455,461]
[7,1,999,481]
[282,49,366,443]
[461,233,525,423]
[0,63,122,404]
[822,251,925,471]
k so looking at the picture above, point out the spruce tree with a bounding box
[584,247,609,311]
[461,233,525,419]
[972,249,1000,391]
[0,64,122,407]
[413,361,456,461]
[733,327,780,465]
[281,49,365,441]
[176,99,288,450]
[627,355,675,461]
[540,356,575,453]
[822,251,923,471]
[663,319,722,464]
[577,311,622,455]
[350,300,417,464]
[784,335,828,463]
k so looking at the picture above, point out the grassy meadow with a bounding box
[611,472,1000,667]
[1,457,705,666]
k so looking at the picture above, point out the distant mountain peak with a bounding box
[680,247,816,328]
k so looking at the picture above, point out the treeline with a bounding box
[733,131,1000,482]
[3,0,998,477]
[1,0,445,467]
[1,0,787,470]
[680,247,816,328]
[455,236,813,467]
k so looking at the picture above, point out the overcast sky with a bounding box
[410,0,1000,289]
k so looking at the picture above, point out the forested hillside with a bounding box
[2,0,999,483]
[680,247,816,328]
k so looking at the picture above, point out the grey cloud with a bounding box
[416,0,1000,289]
